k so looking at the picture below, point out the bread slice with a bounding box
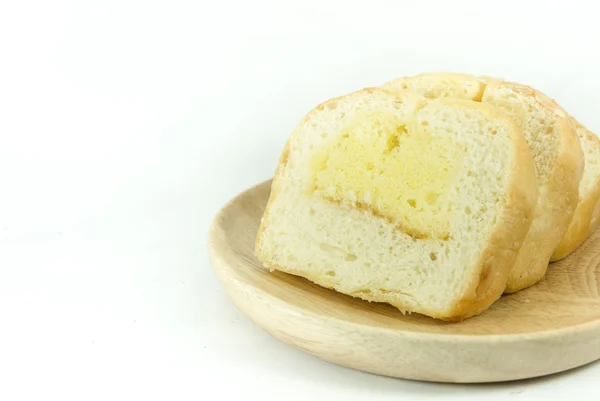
[255,88,537,321]
[551,119,600,260]
[383,73,584,293]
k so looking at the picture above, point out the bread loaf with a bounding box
[255,88,537,320]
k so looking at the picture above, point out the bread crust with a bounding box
[497,82,583,292]
[551,121,600,261]
[255,88,537,321]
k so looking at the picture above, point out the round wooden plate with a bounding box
[208,180,600,383]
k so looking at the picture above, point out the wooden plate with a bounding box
[208,180,600,383]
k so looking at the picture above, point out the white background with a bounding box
[1,0,599,399]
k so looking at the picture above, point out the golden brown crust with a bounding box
[551,181,600,261]
[382,72,486,101]
[468,78,584,288]
[551,123,600,261]
[502,88,584,292]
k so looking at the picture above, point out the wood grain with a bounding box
[208,180,600,383]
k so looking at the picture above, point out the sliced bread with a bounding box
[551,119,600,260]
[255,88,537,321]
[383,73,584,293]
